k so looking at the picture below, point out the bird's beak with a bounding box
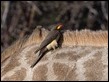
[57,25,63,30]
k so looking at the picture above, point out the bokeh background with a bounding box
[1,1,108,52]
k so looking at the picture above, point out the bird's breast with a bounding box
[46,40,57,50]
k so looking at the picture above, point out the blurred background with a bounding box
[1,1,108,52]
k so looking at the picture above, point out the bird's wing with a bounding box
[56,33,61,41]
[39,30,59,50]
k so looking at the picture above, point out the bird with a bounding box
[30,24,63,68]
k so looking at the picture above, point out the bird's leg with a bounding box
[52,45,56,50]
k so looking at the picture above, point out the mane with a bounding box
[1,28,108,63]
[63,29,108,47]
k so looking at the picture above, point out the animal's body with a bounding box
[1,27,108,81]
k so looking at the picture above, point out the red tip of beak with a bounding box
[58,23,63,27]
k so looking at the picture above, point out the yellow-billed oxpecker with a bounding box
[31,24,63,68]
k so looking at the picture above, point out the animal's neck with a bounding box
[1,28,108,81]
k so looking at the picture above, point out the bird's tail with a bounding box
[31,48,48,68]
[30,53,43,68]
